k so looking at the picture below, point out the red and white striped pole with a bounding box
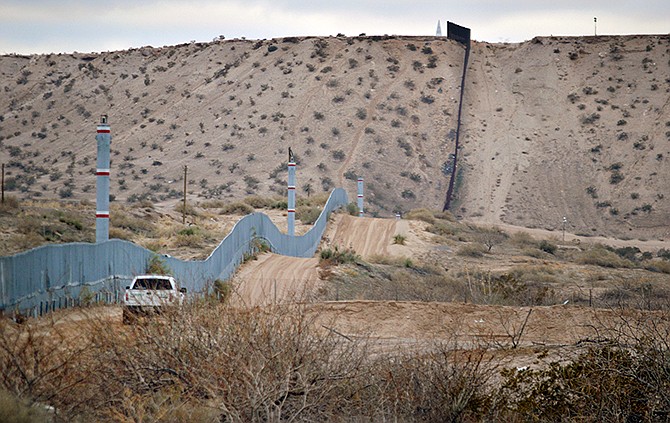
[357,177,364,217]
[287,150,296,236]
[95,115,111,243]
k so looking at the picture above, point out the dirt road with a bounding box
[231,254,321,306]
[327,215,399,259]
[232,214,403,306]
[467,220,670,252]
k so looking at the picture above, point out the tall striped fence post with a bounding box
[96,115,111,243]
[287,159,296,236]
[357,177,364,217]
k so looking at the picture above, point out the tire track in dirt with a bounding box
[328,215,397,259]
[232,254,321,307]
[336,50,415,187]
[232,215,400,306]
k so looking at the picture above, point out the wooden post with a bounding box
[182,165,187,225]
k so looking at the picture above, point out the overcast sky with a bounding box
[1,0,668,54]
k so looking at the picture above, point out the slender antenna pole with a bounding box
[1,163,5,204]
[182,165,187,225]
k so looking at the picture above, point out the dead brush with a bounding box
[81,301,372,422]
[0,301,512,421]
[0,312,98,420]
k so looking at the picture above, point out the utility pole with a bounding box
[562,216,568,242]
[594,17,597,36]
[182,165,187,225]
[1,163,5,204]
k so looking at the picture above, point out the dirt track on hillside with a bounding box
[232,214,400,306]
[467,219,670,252]
[328,215,398,258]
[231,254,321,306]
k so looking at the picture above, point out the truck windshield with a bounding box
[133,278,172,290]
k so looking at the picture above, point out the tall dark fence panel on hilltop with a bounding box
[443,22,471,211]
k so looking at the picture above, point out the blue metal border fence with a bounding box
[0,188,348,316]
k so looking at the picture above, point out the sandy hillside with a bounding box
[460,35,670,240]
[2,34,667,241]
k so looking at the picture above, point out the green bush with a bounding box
[320,245,359,264]
[220,202,254,215]
[427,221,458,237]
[296,206,321,225]
[538,240,557,255]
[457,243,487,257]
[213,279,232,303]
[577,245,633,268]
[147,255,172,275]
[243,195,275,209]
[658,248,670,260]
[404,208,436,224]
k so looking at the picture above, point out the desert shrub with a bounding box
[147,254,171,274]
[401,189,415,199]
[581,112,601,124]
[296,192,329,208]
[495,323,670,421]
[393,234,406,245]
[270,199,288,209]
[434,210,456,222]
[296,206,321,225]
[577,245,633,268]
[243,175,259,191]
[427,221,458,237]
[538,240,557,254]
[365,345,493,421]
[0,195,20,213]
[111,210,156,234]
[242,195,275,209]
[219,202,254,215]
[212,279,232,303]
[346,202,359,216]
[510,232,537,248]
[404,208,436,224]
[331,150,345,160]
[644,260,670,274]
[613,246,641,262]
[77,303,371,421]
[174,201,199,217]
[457,243,487,257]
[472,227,508,252]
[320,245,359,264]
[173,226,205,248]
[108,227,132,240]
[200,199,225,209]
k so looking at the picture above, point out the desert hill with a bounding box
[0,33,668,240]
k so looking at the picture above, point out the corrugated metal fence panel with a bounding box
[0,188,348,314]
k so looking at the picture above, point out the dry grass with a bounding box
[5,302,670,422]
[0,303,497,422]
[457,243,488,257]
[576,244,635,268]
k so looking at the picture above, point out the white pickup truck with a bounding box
[122,275,186,323]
